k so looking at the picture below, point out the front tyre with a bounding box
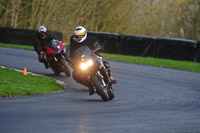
[59,59,71,77]
[49,62,61,75]
[92,76,109,101]
[107,87,115,100]
[52,67,61,75]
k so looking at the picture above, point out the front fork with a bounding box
[96,59,112,92]
[97,58,111,83]
[78,58,112,94]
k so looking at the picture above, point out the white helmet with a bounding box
[73,26,87,43]
[38,26,47,39]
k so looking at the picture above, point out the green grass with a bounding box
[0,43,200,72]
[0,43,34,50]
[0,67,63,97]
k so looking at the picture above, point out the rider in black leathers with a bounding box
[66,26,117,95]
[33,26,55,68]
[33,26,67,68]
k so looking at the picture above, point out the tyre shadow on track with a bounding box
[60,88,106,102]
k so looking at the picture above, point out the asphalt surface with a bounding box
[0,47,200,133]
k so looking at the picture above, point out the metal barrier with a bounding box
[0,28,199,62]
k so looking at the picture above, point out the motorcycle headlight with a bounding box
[80,59,93,70]
[87,59,93,66]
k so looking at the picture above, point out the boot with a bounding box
[44,62,49,69]
[107,69,117,84]
[88,86,95,96]
[109,75,117,84]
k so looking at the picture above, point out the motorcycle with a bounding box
[73,45,115,101]
[42,39,71,77]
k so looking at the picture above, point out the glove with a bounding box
[40,51,46,56]
[92,42,102,52]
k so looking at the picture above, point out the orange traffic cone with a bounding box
[23,68,27,75]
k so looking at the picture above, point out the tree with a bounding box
[0,0,199,42]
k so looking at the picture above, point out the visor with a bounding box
[74,31,85,36]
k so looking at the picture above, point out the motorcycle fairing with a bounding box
[45,41,64,54]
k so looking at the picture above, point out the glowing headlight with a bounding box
[80,59,93,70]
[80,63,88,70]
[87,59,93,66]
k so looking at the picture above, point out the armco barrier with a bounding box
[0,28,199,62]
[88,31,120,54]
[195,41,200,62]
[118,35,157,57]
[88,32,199,62]
[0,28,63,46]
[156,38,198,61]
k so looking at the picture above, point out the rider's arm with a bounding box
[90,36,104,53]
[92,41,102,52]
[33,38,42,55]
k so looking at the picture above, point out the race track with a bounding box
[0,47,200,133]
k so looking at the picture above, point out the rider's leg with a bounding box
[103,60,117,84]
[38,54,49,69]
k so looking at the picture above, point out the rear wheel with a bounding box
[92,76,109,101]
[59,59,71,77]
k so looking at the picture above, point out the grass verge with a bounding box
[0,43,34,50]
[0,67,63,97]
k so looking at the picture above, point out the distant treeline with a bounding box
[0,0,200,42]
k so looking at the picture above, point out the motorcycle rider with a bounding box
[33,25,67,68]
[33,26,54,68]
[66,26,117,95]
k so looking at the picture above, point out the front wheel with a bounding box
[52,67,61,75]
[59,59,71,77]
[92,76,109,101]
[49,62,61,75]
[107,87,115,100]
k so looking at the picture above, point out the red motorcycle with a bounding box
[42,39,71,77]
